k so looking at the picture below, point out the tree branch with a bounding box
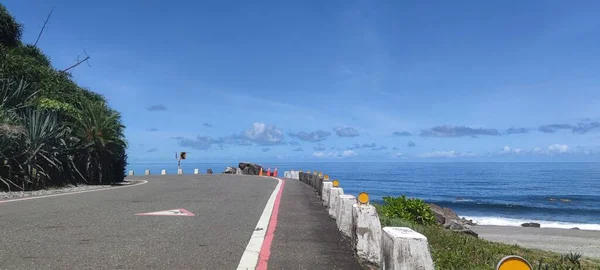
[62,50,91,72]
[34,7,55,46]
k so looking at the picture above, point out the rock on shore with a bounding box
[429,203,478,238]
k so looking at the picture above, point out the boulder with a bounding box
[238,162,263,175]
[572,227,580,230]
[429,203,460,225]
[444,219,465,231]
[521,222,541,228]
[222,166,236,174]
[206,169,213,174]
[459,229,478,238]
[461,217,477,226]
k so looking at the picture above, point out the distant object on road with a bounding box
[207,169,213,174]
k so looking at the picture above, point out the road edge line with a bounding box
[256,177,285,270]
[0,180,148,204]
[236,177,285,270]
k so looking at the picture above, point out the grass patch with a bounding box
[375,204,600,270]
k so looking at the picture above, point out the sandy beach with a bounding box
[472,225,600,259]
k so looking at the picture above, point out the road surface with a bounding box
[0,174,362,269]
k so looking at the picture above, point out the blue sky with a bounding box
[5,0,600,162]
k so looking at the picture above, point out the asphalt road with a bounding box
[0,175,277,270]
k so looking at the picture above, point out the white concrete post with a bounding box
[381,227,435,270]
[161,169,166,175]
[353,204,382,265]
[322,182,333,206]
[336,195,356,237]
[144,169,150,175]
[328,187,344,218]
[177,168,183,175]
[128,170,134,176]
[194,168,199,175]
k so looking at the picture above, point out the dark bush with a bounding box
[0,3,22,47]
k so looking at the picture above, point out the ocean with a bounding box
[127,162,600,230]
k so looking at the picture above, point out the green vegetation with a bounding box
[0,4,127,191]
[378,195,437,226]
[376,197,600,270]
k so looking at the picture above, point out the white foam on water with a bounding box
[461,216,600,231]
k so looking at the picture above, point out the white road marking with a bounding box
[237,177,282,270]
[0,180,148,204]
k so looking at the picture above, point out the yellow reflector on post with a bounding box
[357,192,369,204]
[324,175,329,180]
[332,180,339,187]
[318,172,323,177]
[496,256,532,270]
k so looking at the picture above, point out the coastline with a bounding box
[472,225,600,259]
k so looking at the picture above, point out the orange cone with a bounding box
[259,168,263,176]
[267,168,271,176]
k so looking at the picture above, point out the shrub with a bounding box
[379,195,436,225]
[0,3,22,47]
[19,44,51,67]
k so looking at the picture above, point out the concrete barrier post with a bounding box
[293,171,299,180]
[353,204,382,265]
[128,170,134,176]
[328,187,344,218]
[194,168,199,175]
[381,227,435,270]
[322,182,333,206]
[317,177,325,196]
[177,168,183,175]
[144,169,150,175]
[336,195,356,237]
[161,169,166,175]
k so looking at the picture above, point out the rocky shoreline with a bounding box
[428,203,480,237]
[221,162,264,175]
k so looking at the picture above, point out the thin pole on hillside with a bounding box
[34,7,55,46]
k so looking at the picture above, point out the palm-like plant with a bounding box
[73,100,126,184]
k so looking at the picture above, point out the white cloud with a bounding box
[342,150,357,157]
[313,152,325,158]
[313,150,357,158]
[548,144,569,153]
[500,146,523,154]
[240,122,284,145]
[418,150,477,158]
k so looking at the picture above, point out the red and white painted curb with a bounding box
[237,177,285,270]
